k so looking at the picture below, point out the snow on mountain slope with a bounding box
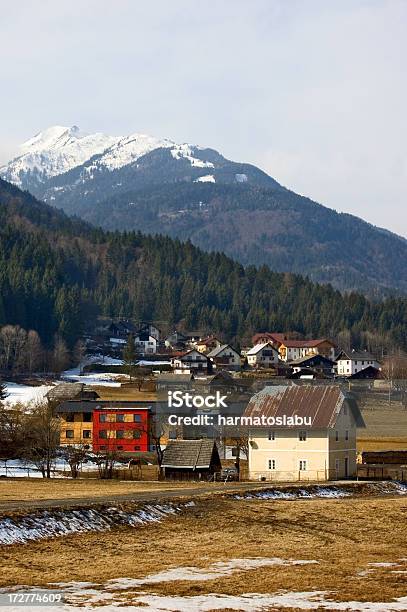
[0,126,218,186]
[1,126,119,185]
[98,133,175,170]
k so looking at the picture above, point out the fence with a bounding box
[242,470,336,482]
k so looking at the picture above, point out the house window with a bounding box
[133,414,142,423]
[299,430,307,442]
[83,412,92,422]
[268,430,275,441]
[99,429,107,439]
[345,430,349,441]
[268,459,276,470]
[65,413,74,422]
[65,430,74,438]
[83,430,91,439]
[99,414,107,423]
[335,459,340,473]
[299,460,307,471]
[117,414,125,423]
[335,431,339,441]
[116,430,125,439]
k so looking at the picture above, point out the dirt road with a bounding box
[0,481,280,513]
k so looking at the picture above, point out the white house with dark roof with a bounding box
[246,342,279,368]
[207,344,241,370]
[336,350,379,377]
[245,385,364,481]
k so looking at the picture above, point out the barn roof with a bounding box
[244,385,365,428]
[162,439,218,469]
[46,383,99,402]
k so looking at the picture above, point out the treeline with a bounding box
[0,178,406,351]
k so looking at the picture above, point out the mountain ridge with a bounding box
[2,126,406,295]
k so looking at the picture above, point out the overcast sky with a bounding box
[1,0,406,235]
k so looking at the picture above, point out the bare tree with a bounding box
[382,353,407,406]
[60,445,89,478]
[89,445,121,479]
[73,339,87,374]
[51,335,70,375]
[144,411,167,473]
[26,330,44,374]
[0,325,27,373]
[0,402,26,461]
[23,400,60,478]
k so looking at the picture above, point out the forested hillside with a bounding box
[3,126,406,295]
[0,178,406,350]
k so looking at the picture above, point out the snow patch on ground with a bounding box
[233,482,407,502]
[194,174,215,183]
[0,503,189,545]
[234,486,351,501]
[4,382,53,406]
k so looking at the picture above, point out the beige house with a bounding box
[246,342,279,368]
[245,385,364,481]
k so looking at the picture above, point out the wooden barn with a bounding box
[161,439,221,481]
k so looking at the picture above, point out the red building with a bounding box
[93,404,151,453]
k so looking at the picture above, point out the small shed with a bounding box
[161,439,221,481]
[46,383,100,403]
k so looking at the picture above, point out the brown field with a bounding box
[0,478,213,504]
[0,494,406,609]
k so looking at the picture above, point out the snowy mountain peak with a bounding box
[1,126,215,186]
[1,126,120,185]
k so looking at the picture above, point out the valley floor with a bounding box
[0,492,406,610]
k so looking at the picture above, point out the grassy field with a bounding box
[0,494,406,609]
[0,478,212,504]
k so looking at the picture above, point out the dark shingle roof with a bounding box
[162,439,218,469]
[337,350,376,361]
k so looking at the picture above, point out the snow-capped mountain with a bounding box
[0,124,276,210]
[1,126,119,186]
[3,125,406,294]
[0,125,227,189]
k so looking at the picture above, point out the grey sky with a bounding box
[1,0,406,235]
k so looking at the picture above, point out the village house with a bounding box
[194,335,222,354]
[252,333,336,362]
[134,330,157,354]
[336,350,379,376]
[93,405,151,453]
[289,354,336,377]
[246,342,280,368]
[171,348,213,374]
[245,385,364,481]
[161,439,221,480]
[55,398,154,452]
[207,344,241,370]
